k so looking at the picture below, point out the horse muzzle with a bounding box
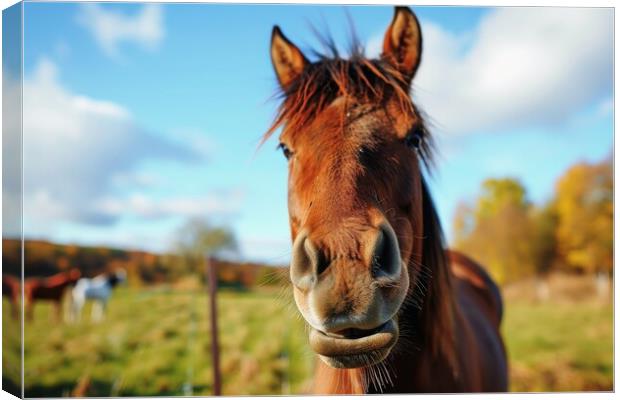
[290,221,408,368]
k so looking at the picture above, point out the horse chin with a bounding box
[309,318,398,369]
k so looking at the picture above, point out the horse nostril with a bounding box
[315,250,330,276]
[290,231,328,290]
[371,223,401,279]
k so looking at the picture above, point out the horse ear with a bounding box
[271,26,309,89]
[381,7,422,84]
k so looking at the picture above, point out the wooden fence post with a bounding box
[207,256,222,396]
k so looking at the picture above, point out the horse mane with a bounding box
[263,43,436,172]
[416,177,458,375]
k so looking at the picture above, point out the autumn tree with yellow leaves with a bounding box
[453,178,540,284]
[554,157,612,275]
[453,156,612,284]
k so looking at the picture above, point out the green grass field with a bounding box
[503,301,612,392]
[4,286,314,397]
[2,277,613,396]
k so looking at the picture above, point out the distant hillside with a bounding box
[2,239,288,288]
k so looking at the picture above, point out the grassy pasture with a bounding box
[2,274,613,396]
[502,274,613,392]
[504,300,612,391]
[5,285,314,397]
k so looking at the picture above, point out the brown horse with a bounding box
[24,268,81,320]
[2,274,21,319]
[267,7,508,393]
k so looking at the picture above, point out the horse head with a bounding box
[268,7,442,369]
[108,269,127,287]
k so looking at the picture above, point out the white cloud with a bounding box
[365,33,384,61]
[369,8,613,136]
[111,172,162,189]
[596,97,613,118]
[168,128,216,160]
[77,4,164,58]
[2,71,23,237]
[21,58,198,228]
[94,190,245,221]
[238,237,292,265]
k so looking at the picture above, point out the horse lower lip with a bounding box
[309,319,397,358]
[323,321,390,339]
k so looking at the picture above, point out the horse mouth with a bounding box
[309,319,398,368]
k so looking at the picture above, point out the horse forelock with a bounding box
[263,46,436,172]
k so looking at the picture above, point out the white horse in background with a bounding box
[70,269,127,322]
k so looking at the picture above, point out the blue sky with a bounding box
[13,3,613,264]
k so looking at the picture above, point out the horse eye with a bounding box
[277,143,293,160]
[405,130,422,150]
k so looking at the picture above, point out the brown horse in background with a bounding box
[24,268,81,320]
[268,7,507,393]
[2,274,21,319]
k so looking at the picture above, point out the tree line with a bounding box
[452,155,612,285]
[4,155,611,288]
[2,218,286,289]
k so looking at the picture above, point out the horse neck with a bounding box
[46,272,70,284]
[44,273,76,288]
